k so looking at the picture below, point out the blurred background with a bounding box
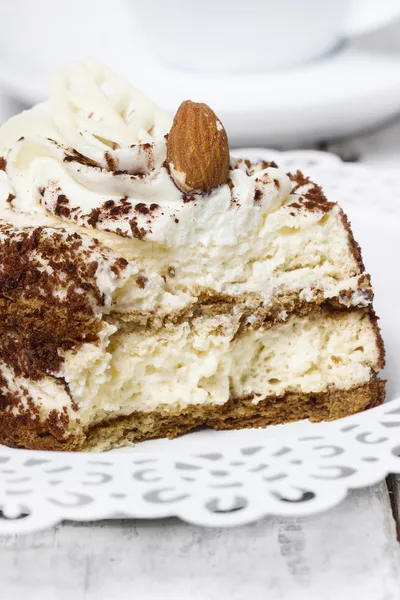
[1,0,400,161]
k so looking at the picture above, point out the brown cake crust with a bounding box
[0,224,122,380]
[0,375,385,452]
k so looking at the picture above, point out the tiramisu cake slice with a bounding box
[0,62,384,451]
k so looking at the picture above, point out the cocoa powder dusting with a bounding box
[105,151,117,171]
[136,275,148,289]
[54,194,71,218]
[254,189,263,202]
[135,203,150,215]
[63,150,99,168]
[87,208,101,226]
[0,225,113,382]
[129,217,147,240]
[110,257,128,276]
[288,170,332,212]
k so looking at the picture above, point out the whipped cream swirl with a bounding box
[0,61,292,247]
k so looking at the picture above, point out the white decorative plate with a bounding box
[0,149,399,534]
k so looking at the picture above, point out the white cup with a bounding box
[133,0,400,72]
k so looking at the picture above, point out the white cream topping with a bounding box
[51,61,171,171]
[0,61,291,249]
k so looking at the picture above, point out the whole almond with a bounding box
[167,100,230,193]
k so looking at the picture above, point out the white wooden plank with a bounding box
[0,483,399,600]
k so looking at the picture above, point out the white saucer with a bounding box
[1,43,400,146]
[134,44,400,146]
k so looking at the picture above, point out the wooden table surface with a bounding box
[0,97,400,599]
[1,484,400,600]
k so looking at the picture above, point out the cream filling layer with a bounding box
[2,310,379,430]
